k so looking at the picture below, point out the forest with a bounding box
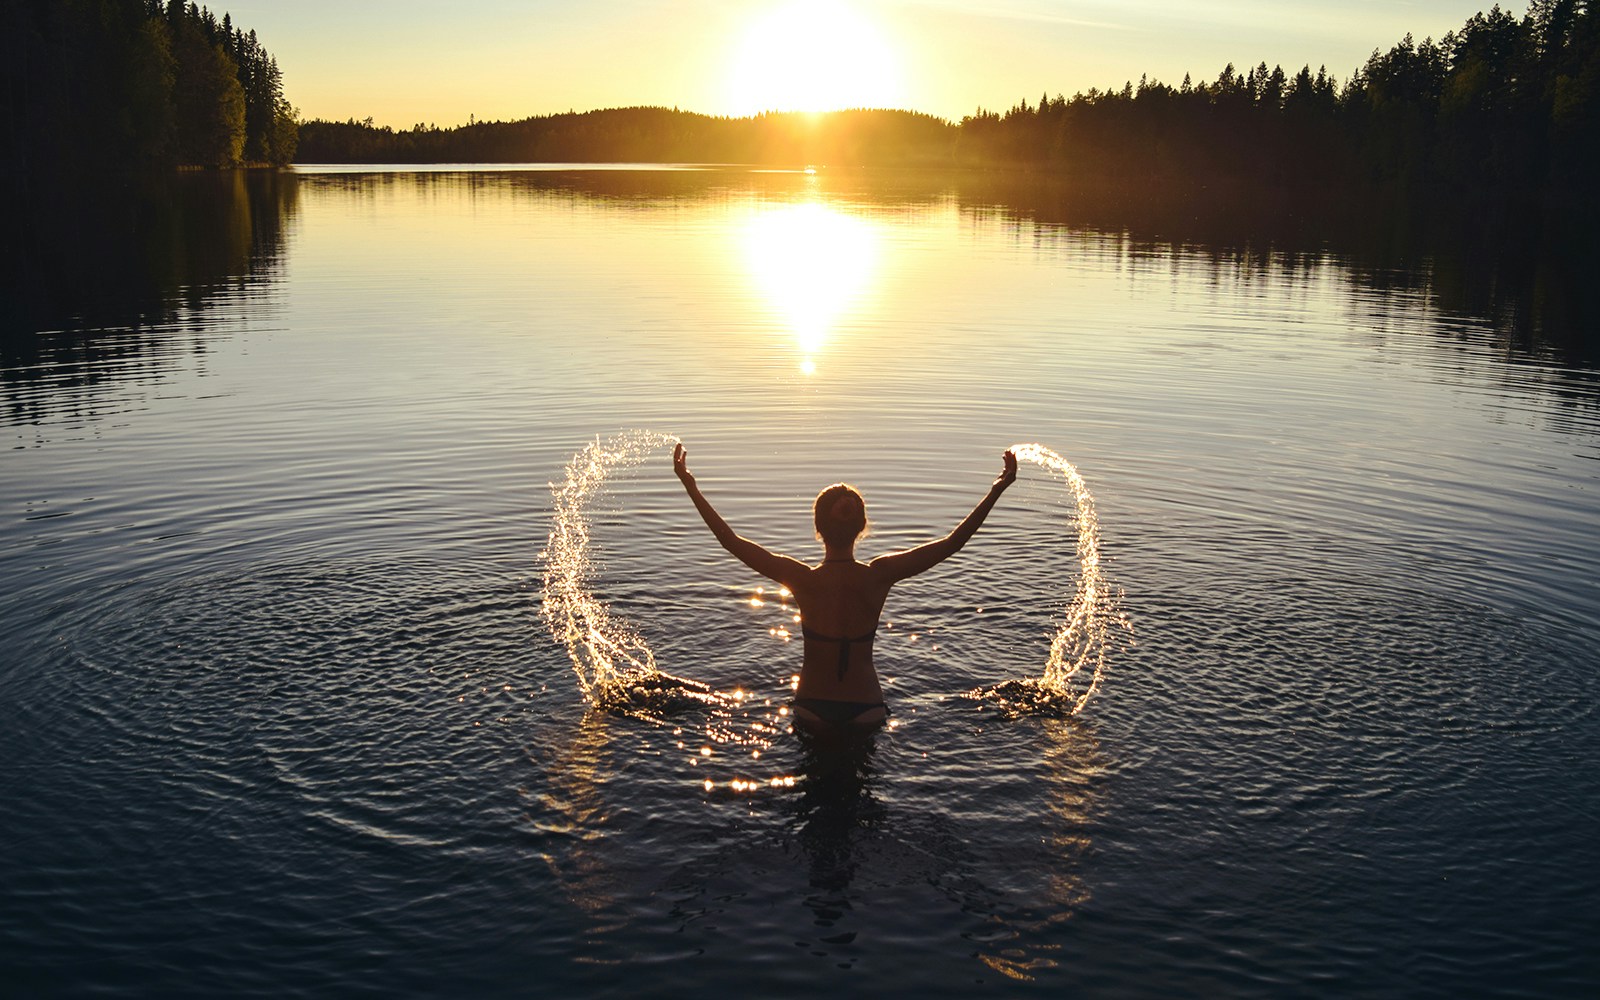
[8,0,298,178]
[297,1,1598,222]
[957,0,1598,217]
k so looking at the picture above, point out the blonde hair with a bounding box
[813,483,869,547]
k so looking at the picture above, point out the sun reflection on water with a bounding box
[742,201,880,372]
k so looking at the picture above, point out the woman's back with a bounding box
[789,560,894,702]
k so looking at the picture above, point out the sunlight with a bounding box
[741,200,880,371]
[726,1,905,115]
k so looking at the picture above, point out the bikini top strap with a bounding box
[801,624,877,680]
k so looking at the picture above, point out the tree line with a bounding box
[959,1,1597,215]
[8,0,298,177]
[297,2,1596,222]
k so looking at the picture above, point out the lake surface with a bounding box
[3,166,1598,997]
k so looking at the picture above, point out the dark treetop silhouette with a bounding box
[10,0,297,177]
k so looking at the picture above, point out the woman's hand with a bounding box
[673,442,693,485]
[996,449,1018,490]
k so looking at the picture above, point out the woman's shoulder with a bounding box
[810,557,887,577]
[790,558,888,590]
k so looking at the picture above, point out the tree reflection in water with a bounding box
[3,171,298,427]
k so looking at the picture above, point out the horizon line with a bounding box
[309,104,968,131]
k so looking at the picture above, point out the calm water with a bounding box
[3,166,1598,997]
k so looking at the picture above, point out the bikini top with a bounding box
[801,623,876,680]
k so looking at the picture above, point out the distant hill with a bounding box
[296,107,956,168]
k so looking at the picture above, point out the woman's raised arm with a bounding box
[675,443,807,585]
[871,450,1017,583]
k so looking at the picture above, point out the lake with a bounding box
[2,166,1597,997]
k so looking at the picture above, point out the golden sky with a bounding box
[225,0,1505,127]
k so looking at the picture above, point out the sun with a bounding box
[726,1,906,115]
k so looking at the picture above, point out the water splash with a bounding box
[967,443,1126,717]
[540,430,723,714]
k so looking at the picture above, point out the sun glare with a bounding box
[727,1,905,115]
[742,199,880,371]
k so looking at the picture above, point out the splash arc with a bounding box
[970,442,1122,717]
[542,431,725,717]
[541,431,673,697]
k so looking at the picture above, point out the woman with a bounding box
[673,443,1017,733]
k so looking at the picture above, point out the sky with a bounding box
[221,0,1512,128]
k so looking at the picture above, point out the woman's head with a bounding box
[813,483,869,548]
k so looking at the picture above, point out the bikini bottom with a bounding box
[792,696,889,726]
